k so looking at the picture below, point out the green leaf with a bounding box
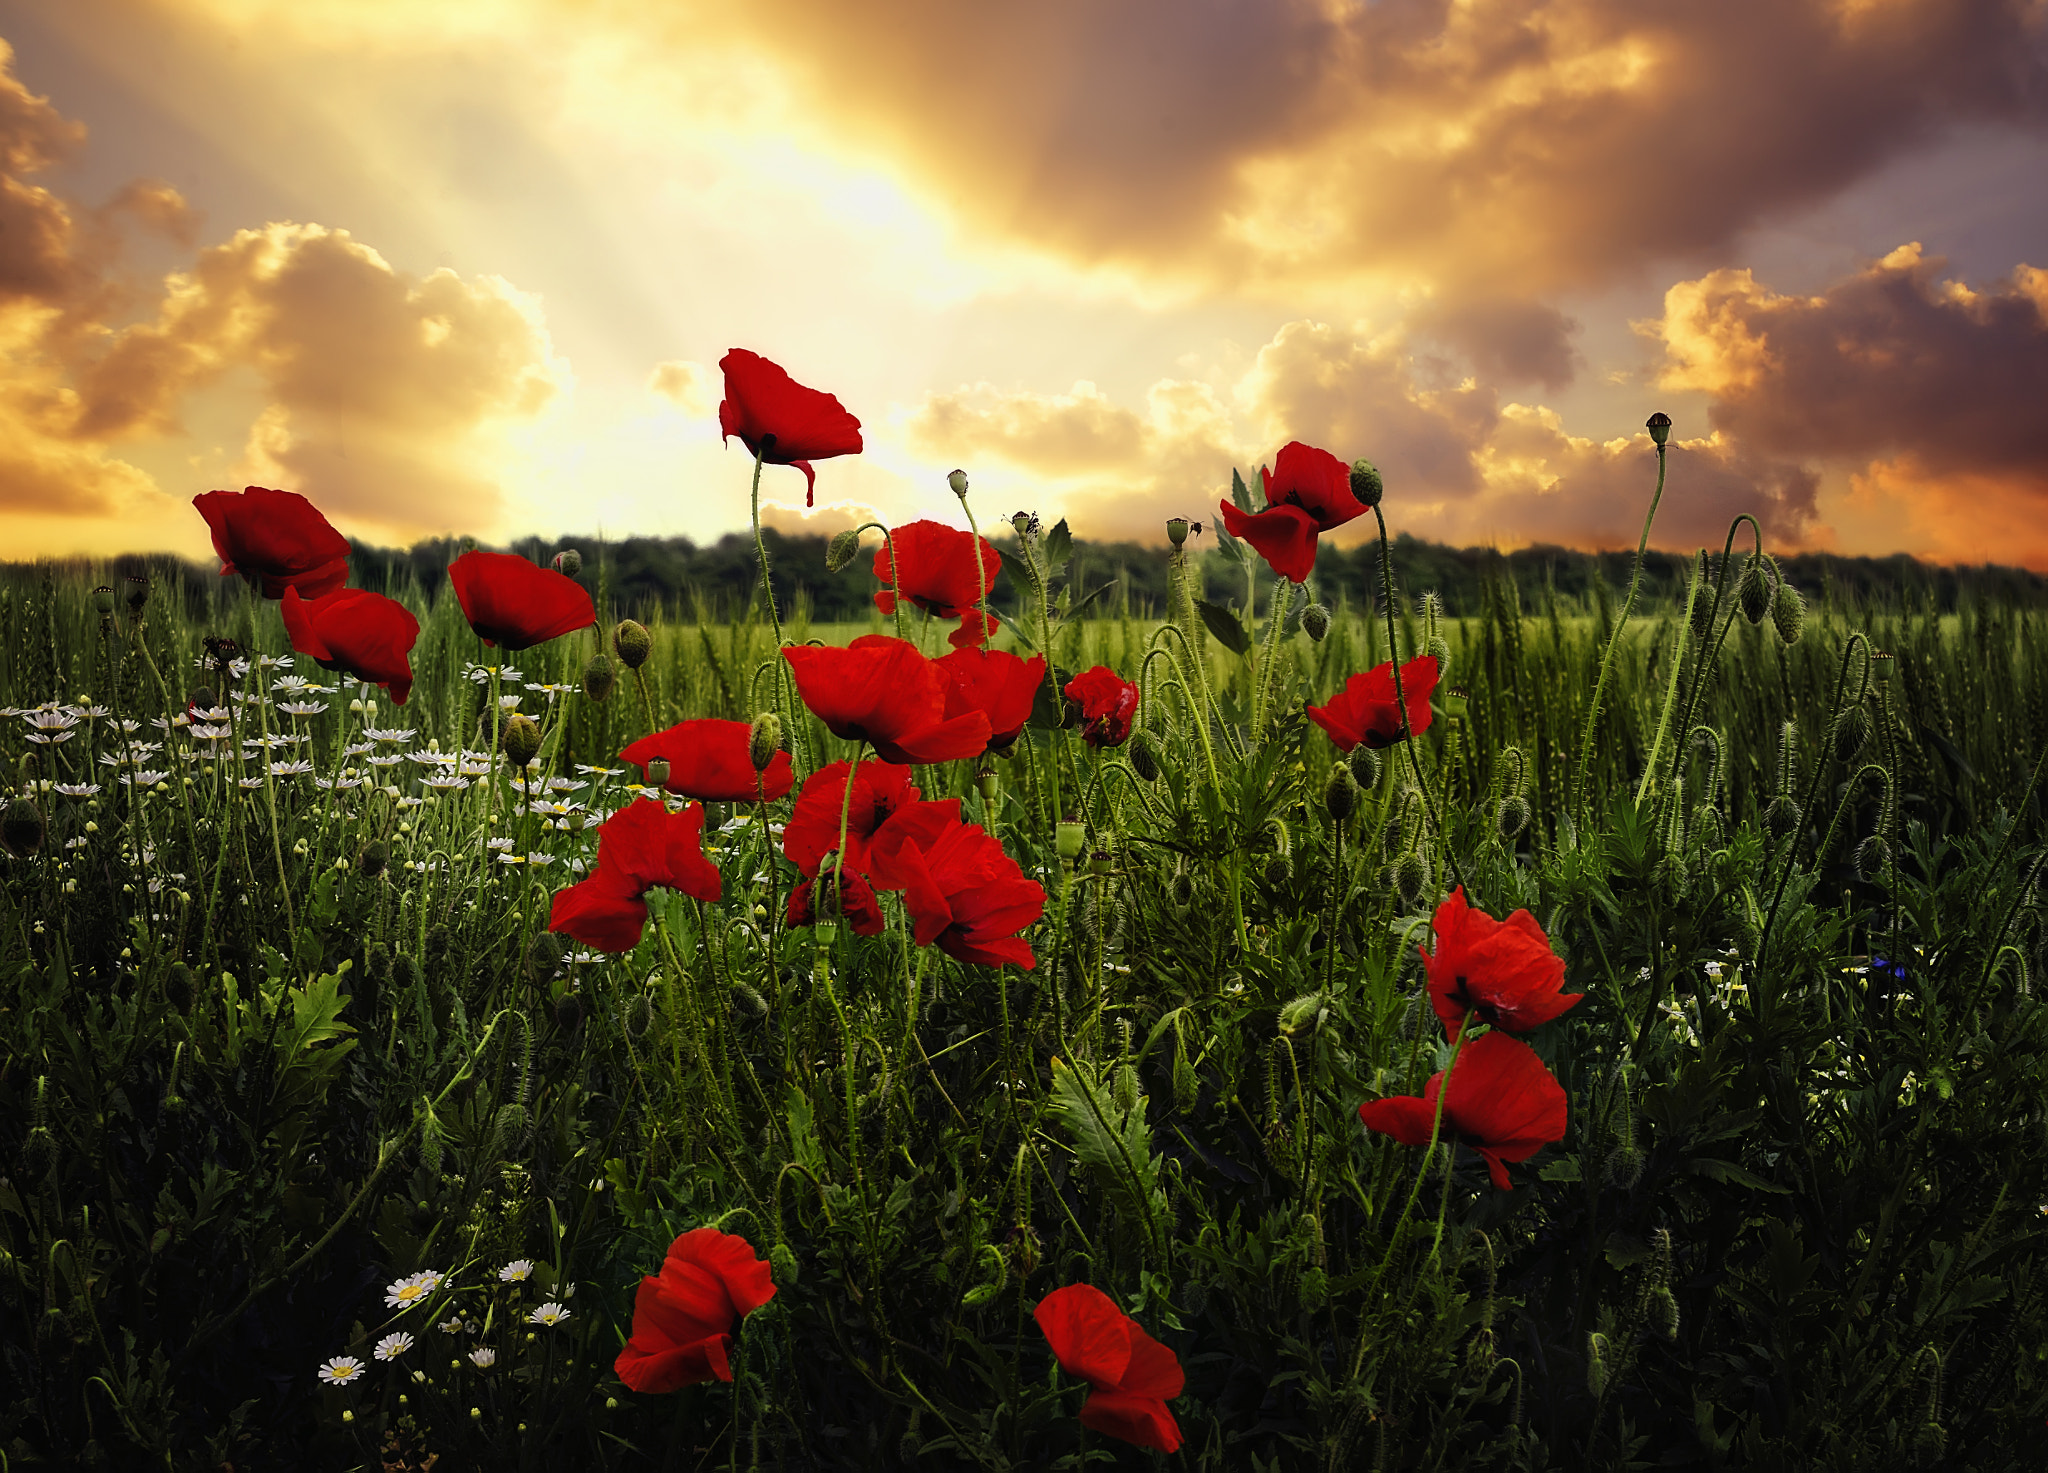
[1231,467,1256,514]
[1539,1156,1583,1183]
[1044,518,1073,569]
[277,967,356,1071]
[1685,1157,1790,1193]
[997,546,1039,597]
[1065,579,1118,622]
[1196,599,1251,657]
[1212,518,1246,565]
[1046,1056,1164,1235]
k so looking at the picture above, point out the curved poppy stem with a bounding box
[1571,441,1669,826]
[850,522,910,644]
[952,484,995,650]
[832,744,864,921]
[1375,506,1467,899]
[1666,513,1764,787]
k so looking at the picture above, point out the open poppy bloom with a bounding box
[1307,655,1439,751]
[621,719,794,802]
[1216,441,1365,583]
[718,348,864,506]
[867,802,1044,968]
[192,486,351,599]
[447,550,596,651]
[1034,1283,1184,1453]
[280,587,420,704]
[938,647,1045,754]
[1064,666,1139,748]
[1357,1028,1568,1190]
[783,760,919,878]
[782,635,991,765]
[546,798,722,952]
[785,869,887,936]
[873,519,1001,649]
[1424,887,1580,1041]
[615,1227,777,1393]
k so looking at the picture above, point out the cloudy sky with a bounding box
[3,0,2046,569]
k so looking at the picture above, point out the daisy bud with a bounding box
[1771,580,1805,645]
[947,468,970,497]
[552,549,582,578]
[645,757,671,787]
[748,712,782,772]
[1127,728,1162,782]
[1645,411,1672,447]
[1855,834,1890,884]
[613,619,652,670]
[3,797,45,857]
[825,528,862,572]
[1165,517,1191,548]
[1830,705,1871,764]
[1737,557,1772,626]
[1347,745,1382,790]
[1301,603,1331,641]
[93,585,117,614]
[1056,820,1086,863]
[1324,763,1358,822]
[583,652,616,703]
[502,714,543,769]
[1349,458,1384,509]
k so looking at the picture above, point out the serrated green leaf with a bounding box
[1044,518,1073,569]
[1196,599,1252,657]
[1231,467,1256,514]
[1047,1056,1163,1235]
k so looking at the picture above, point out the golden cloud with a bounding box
[649,359,718,417]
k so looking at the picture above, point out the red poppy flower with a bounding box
[785,869,887,936]
[1216,441,1364,583]
[1424,887,1581,1041]
[782,635,991,765]
[1034,1284,1184,1453]
[447,550,596,651]
[621,719,795,803]
[1307,655,1439,751]
[615,1227,777,1393]
[1357,1028,1568,1190]
[192,486,351,599]
[546,798,721,952]
[938,646,1045,754]
[718,348,863,506]
[1064,666,1139,748]
[873,519,1001,648]
[280,587,419,704]
[783,760,919,877]
[867,803,1044,968]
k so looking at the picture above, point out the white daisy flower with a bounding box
[317,1355,366,1385]
[528,1302,570,1327]
[469,1347,498,1368]
[421,774,471,791]
[269,759,315,777]
[54,783,100,797]
[499,1259,534,1283]
[374,1331,414,1361]
[278,701,330,718]
[438,1317,466,1334]
[364,726,415,744]
[384,1270,443,1310]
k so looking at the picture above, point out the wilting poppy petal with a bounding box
[1064,666,1139,748]
[622,719,794,803]
[447,550,596,651]
[1424,887,1581,1041]
[718,349,863,506]
[193,486,351,599]
[281,586,420,704]
[1308,656,1439,751]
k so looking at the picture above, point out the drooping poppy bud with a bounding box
[614,620,652,670]
[3,796,46,857]
[552,549,583,578]
[583,653,617,703]
[1855,834,1890,884]
[1771,580,1805,645]
[1323,764,1358,822]
[502,714,543,769]
[1393,850,1429,908]
[1127,727,1162,782]
[1348,745,1382,789]
[1737,557,1772,625]
[1764,796,1801,840]
[748,713,782,772]
[825,528,862,572]
[1301,603,1331,642]
[1831,704,1871,764]
[1496,794,1531,843]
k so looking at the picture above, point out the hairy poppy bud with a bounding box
[1496,794,1531,843]
[1301,603,1331,642]
[1649,1285,1679,1342]
[1831,705,1870,764]
[165,962,196,1012]
[1912,1423,1945,1468]
[1348,745,1382,790]
[551,549,582,578]
[947,468,970,497]
[770,1242,800,1286]
[1605,1143,1645,1190]
[644,757,671,787]
[552,993,584,1032]
[1056,820,1086,863]
[1324,763,1358,822]
[93,585,117,614]
[1586,1332,1610,1398]
[825,527,862,572]
[124,575,148,613]
[1771,580,1805,645]
[748,712,782,771]
[1855,834,1890,884]
[1127,727,1162,782]
[3,797,45,857]
[1689,553,1715,645]
[1764,796,1801,841]
[1278,992,1324,1036]
[359,840,390,878]
[525,931,569,987]
[1349,458,1384,509]
[583,652,616,703]
[1425,634,1451,677]
[1165,516,1191,547]
[613,619,652,670]
[1646,411,1672,447]
[1394,850,1429,909]
[1737,557,1772,626]
[502,714,543,768]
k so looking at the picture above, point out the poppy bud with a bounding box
[645,757,671,787]
[1263,856,1290,888]
[624,993,653,1037]
[1278,992,1324,1036]
[1349,458,1384,509]
[552,993,584,1032]
[1831,705,1870,764]
[3,797,45,857]
[1165,517,1191,547]
[1172,1047,1199,1114]
[1912,1424,1945,1468]
[1496,794,1531,843]
[1586,1332,1610,1398]
[1347,744,1383,792]
[1394,850,1429,909]
[748,712,782,772]
[947,468,970,497]
[583,653,616,703]
[1855,834,1890,884]
[1605,1142,1645,1190]
[1301,603,1331,642]
[165,962,196,1012]
[93,585,117,614]
[1324,763,1358,822]
[1689,553,1714,645]
[1737,557,1772,626]
[1771,580,1805,645]
[1657,852,1688,897]
[1763,796,1800,840]
[825,528,862,572]
[770,1243,800,1286]
[124,575,149,613]
[1649,1285,1679,1342]
[1646,411,1672,447]
[502,714,543,768]
[1168,868,1194,908]
[360,840,390,878]
[526,931,569,987]
[1056,820,1086,863]
[552,549,582,578]
[1425,634,1451,677]
[613,619,652,670]
[1127,728,1162,782]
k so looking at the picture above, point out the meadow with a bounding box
[2,440,2046,1471]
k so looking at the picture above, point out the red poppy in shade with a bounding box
[280,587,419,705]
[447,550,596,651]
[938,646,1045,754]
[866,803,1044,968]
[782,635,991,765]
[615,1227,777,1393]
[785,869,887,936]
[1034,1283,1184,1453]
[1424,887,1580,1041]
[873,519,1001,648]
[1064,666,1139,748]
[718,348,864,506]
[192,486,351,599]
[1307,655,1439,751]
[546,798,722,952]
[783,760,919,877]
[1357,1028,1568,1190]
[1216,441,1364,583]
[621,719,795,803]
